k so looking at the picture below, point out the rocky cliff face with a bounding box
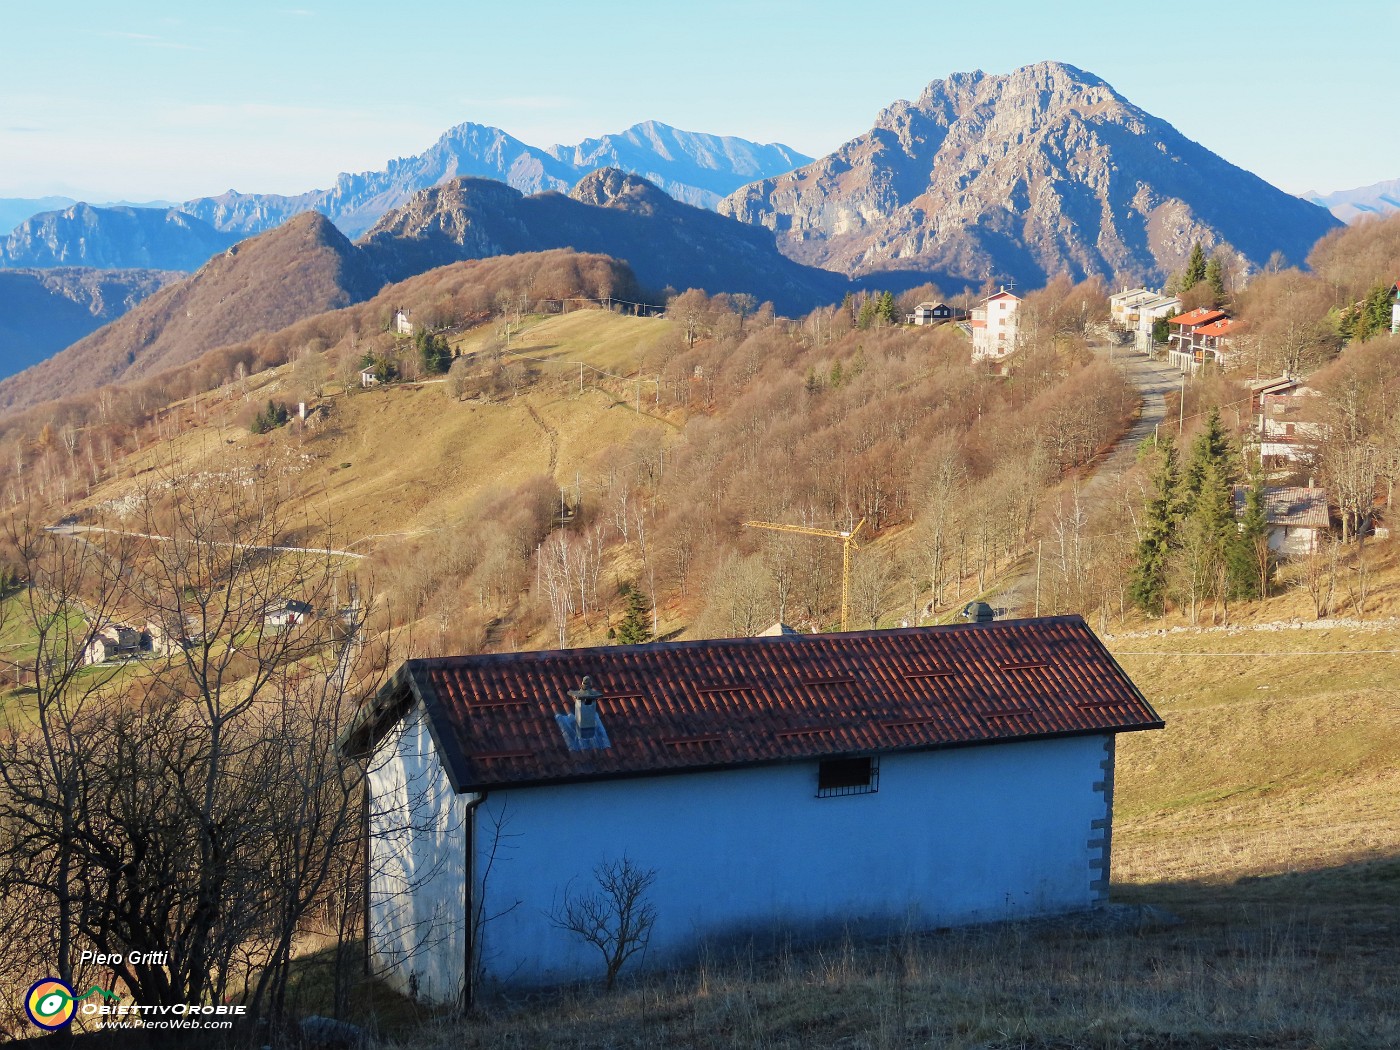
[357,170,847,314]
[0,204,238,271]
[719,62,1341,288]
[182,121,809,239]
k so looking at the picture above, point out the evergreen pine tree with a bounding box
[856,298,877,330]
[615,583,653,645]
[1129,435,1181,616]
[1181,408,1233,504]
[1205,256,1226,301]
[876,291,899,327]
[1180,242,1207,292]
[1228,474,1274,600]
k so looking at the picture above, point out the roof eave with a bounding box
[448,719,1166,794]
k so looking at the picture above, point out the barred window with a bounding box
[817,756,878,798]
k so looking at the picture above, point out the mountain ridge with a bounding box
[719,61,1340,288]
[179,120,811,239]
[1308,177,1400,224]
[356,169,849,314]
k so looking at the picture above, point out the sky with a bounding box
[2,0,1397,203]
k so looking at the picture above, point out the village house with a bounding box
[909,302,954,326]
[340,617,1162,1005]
[1235,486,1332,557]
[395,308,414,336]
[1108,288,1157,328]
[1256,384,1324,466]
[1131,294,1181,354]
[83,624,141,666]
[263,598,313,628]
[970,289,1021,360]
[1166,308,1237,373]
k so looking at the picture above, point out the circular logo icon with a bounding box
[25,978,75,1029]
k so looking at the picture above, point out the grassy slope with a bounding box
[96,311,672,551]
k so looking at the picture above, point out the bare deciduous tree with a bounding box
[548,856,658,992]
[0,472,387,1029]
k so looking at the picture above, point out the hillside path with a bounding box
[983,346,1181,616]
[524,403,560,476]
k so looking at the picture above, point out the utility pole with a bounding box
[1035,540,1042,616]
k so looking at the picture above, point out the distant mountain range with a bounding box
[0,196,174,236]
[0,121,811,274]
[179,121,811,240]
[1307,178,1400,224]
[359,169,848,311]
[1,204,238,272]
[720,61,1341,288]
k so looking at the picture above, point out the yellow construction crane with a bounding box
[742,518,866,632]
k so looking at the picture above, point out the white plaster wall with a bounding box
[366,703,473,1005]
[471,733,1111,989]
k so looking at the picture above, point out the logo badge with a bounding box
[24,978,76,1030]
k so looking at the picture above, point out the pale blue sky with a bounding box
[2,0,1394,201]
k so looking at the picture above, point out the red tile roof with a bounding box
[342,617,1163,792]
[1166,308,1226,328]
[1195,318,1237,338]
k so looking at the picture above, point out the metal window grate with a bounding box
[816,756,879,798]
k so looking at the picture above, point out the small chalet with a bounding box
[970,289,1020,360]
[264,598,313,628]
[1167,308,1236,372]
[910,302,953,326]
[1235,486,1331,556]
[340,617,1162,1004]
[394,308,414,336]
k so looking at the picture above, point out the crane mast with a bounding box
[741,518,866,632]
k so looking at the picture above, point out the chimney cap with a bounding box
[569,676,601,702]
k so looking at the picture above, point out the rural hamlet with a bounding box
[340,615,1163,1005]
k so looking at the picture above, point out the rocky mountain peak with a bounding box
[718,61,1339,288]
[568,168,672,214]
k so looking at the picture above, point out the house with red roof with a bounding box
[1167,308,1238,373]
[341,617,1162,1003]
